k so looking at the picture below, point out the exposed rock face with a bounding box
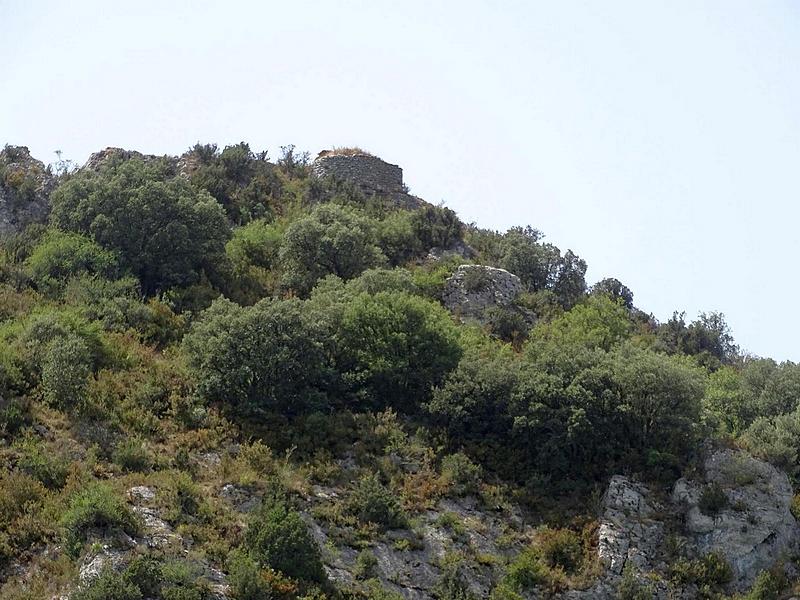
[311,151,426,210]
[0,145,54,235]
[597,476,664,575]
[442,265,523,321]
[307,492,527,600]
[587,448,799,598]
[672,448,799,589]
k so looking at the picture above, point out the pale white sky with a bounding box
[2,0,799,360]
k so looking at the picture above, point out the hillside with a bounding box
[0,142,798,600]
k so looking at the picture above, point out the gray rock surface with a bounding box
[672,448,799,589]
[586,448,799,597]
[0,145,53,235]
[597,476,664,575]
[442,264,523,321]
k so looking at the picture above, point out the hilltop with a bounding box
[0,142,799,599]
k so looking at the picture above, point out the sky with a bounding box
[2,0,799,360]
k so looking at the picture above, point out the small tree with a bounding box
[245,499,326,583]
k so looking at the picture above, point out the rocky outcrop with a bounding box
[307,491,527,600]
[672,448,799,589]
[0,145,54,235]
[69,486,231,599]
[588,448,800,597]
[597,476,665,576]
[442,265,523,321]
[311,150,426,210]
[83,147,175,172]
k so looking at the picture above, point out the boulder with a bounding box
[442,265,523,321]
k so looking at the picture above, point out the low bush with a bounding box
[347,473,406,530]
[72,567,142,600]
[60,482,139,557]
[112,438,152,473]
[505,546,548,590]
[227,550,272,600]
[41,334,92,408]
[14,434,70,489]
[440,452,483,497]
[742,568,788,600]
[537,527,583,575]
[698,482,728,516]
[671,551,732,588]
[617,564,653,600]
[0,471,50,565]
[354,548,379,580]
[245,499,326,583]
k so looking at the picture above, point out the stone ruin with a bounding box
[311,149,426,210]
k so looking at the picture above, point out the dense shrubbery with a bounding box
[183,297,329,414]
[49,155,230,295]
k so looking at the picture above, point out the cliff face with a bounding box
[0,146,53,235]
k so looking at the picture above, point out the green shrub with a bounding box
[433,562,476,600]
[336,290,462,411]
[112,438,152,473]
[537,528,583,575]
[671,552,732,587]
[245,499,326,583]
[0,471,50,565]
[61,482,139,557]
[279,203,386,295]
[72,567,142,600]
[698,482,728,516]
[183,297,329,415]
[362,579,405,600]
[743,569,787,600]
[227,550,272,600]
[488,582,524,600]
[0,398,29,437]
[41,334,91,408]
[14,434,70,489]
[159,560,209,600]
[440,453,483,497]
[347,474,406,530]
[485,307,528,344]
[164,472,201,525]
[504,530,582,594]
[791,493,800,521]
[24,230,118,295]
[123,553,162,597]
[505,547,547,590]
[354,549,379,580]
[616,565,653,600]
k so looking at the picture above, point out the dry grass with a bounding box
[317,146,374,158]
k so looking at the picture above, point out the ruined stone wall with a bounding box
[311,153,404,195]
